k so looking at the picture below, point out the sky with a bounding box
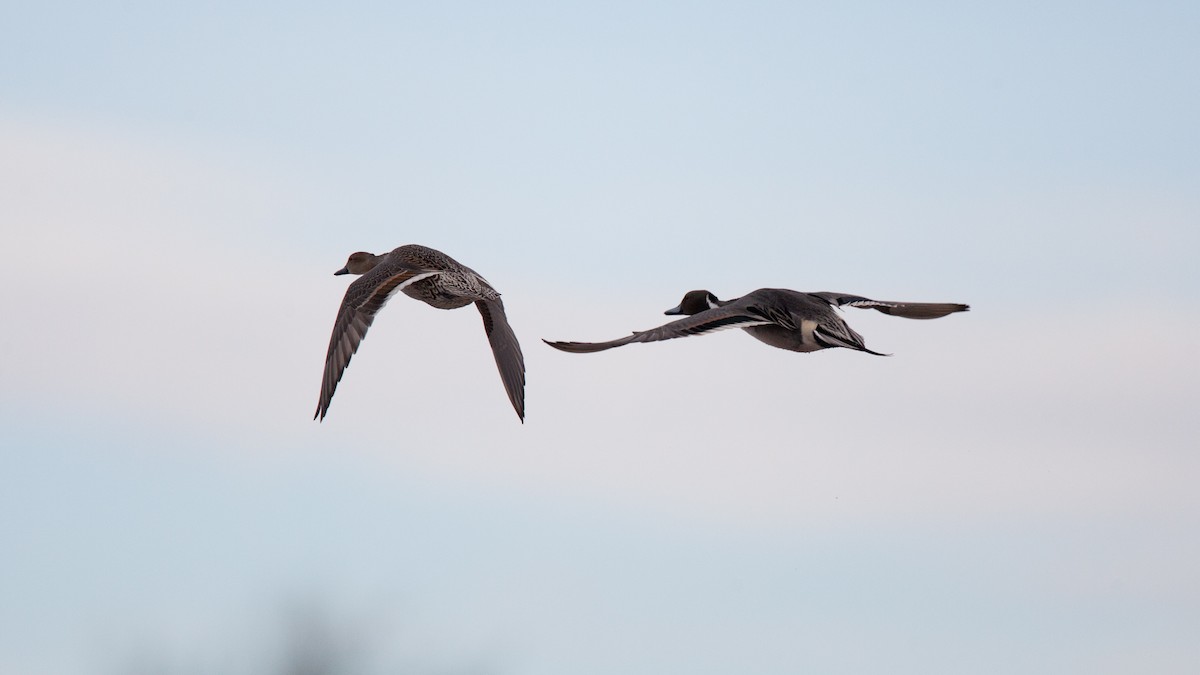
[2,1,1198,673]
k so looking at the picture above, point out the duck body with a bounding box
[722,288,871,354]
[545,287,968,356]
[316,244,525,422]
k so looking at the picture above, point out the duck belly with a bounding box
[742,323,822,353]
[402,278,475,309]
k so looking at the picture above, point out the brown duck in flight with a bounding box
[315,244,525,422]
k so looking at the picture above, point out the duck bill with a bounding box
[334,267,350,276]
[664,304,683,315]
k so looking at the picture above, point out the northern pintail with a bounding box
[314,244,525,422]
[544,288,968,356]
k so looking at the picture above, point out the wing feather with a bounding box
[313,269,439,421]
[812,292,969,319]
[544,308,772,354]
[475,298,526,421]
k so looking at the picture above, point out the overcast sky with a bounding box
[2,2,1198,674]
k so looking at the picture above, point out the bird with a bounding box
[543,288,968,356]
[314,244,525,422]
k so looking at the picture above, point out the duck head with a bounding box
[664,290,722,315]
[334,251,381,276]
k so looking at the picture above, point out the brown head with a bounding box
[334,251,380,276]
[664,290,722,316]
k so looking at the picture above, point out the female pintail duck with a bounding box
[315,244,525,422]
[544,288,968,356]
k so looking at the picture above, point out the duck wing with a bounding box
[314,268,440,421]
[543,305,773,354]
[811,292,969,320]
[475,298,526,422]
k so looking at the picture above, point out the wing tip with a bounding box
[542,338,582,352]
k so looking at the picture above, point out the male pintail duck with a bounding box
[315,244,525,422]
[544,288,968,356]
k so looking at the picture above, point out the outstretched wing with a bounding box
[543,306,773,354]
[314,268,440,421]
[811,292,969,320]
[475,298,526,422]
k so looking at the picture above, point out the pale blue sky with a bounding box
[2,2,1198,674]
